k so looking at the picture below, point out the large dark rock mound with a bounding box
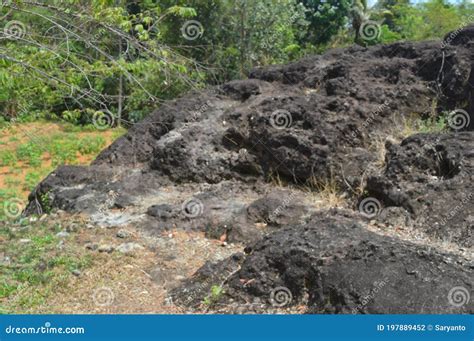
[23,30,474,314]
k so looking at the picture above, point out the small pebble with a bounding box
[116,242,143,254]
[85,243,98,251]
[116,229,131,239]
[72,269,81,277]
[19,239,31,244]
[56,231,70,238]
[98,244,114,253]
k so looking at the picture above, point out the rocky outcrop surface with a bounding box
[24,27,474,313]
[171,211,473,314]
[366,133,473,247]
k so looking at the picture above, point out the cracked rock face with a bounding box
[24,27,474,313]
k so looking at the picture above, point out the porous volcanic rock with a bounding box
[364,132,473,248]
[171,211,473,314]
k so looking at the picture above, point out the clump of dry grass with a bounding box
[306,175,348,209]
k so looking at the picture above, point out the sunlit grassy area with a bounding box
[0,121,126,221]
[0,215,171,314]
[0,219,94,314]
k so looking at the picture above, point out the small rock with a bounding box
[116,229,131,239]
[116,242,144,254]
[39,214,48,221]
[85,243,98,251]
[113,195,135,209]
[56,231,70,238]
[29,217,38,223]
[72,269,81,277]
[147,204,175,220]
[98,244,115,253]
[66,223,79,232]
[19,238,31,244]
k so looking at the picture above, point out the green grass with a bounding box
[0,151,17,167]
[0,122,125,222]
[23,172,41,191]
[203,285,224,307]
[77,135,106,155]
[416,116,447,134]
[401,114,448,138]
[15,142,43,167]
[0,221,94,312]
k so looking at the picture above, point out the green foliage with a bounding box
[23,172,42,191]
[16,143,43,167]
[77,136,106,155]
[301,0,352,45]
[382,0,474,41]
[0,0,205,125]
[203,285,224,306]
[416,116,448,133]
[39,192,52,214]
[0,222,93,309]
[0,151,17,167]
[160,0,309,81]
